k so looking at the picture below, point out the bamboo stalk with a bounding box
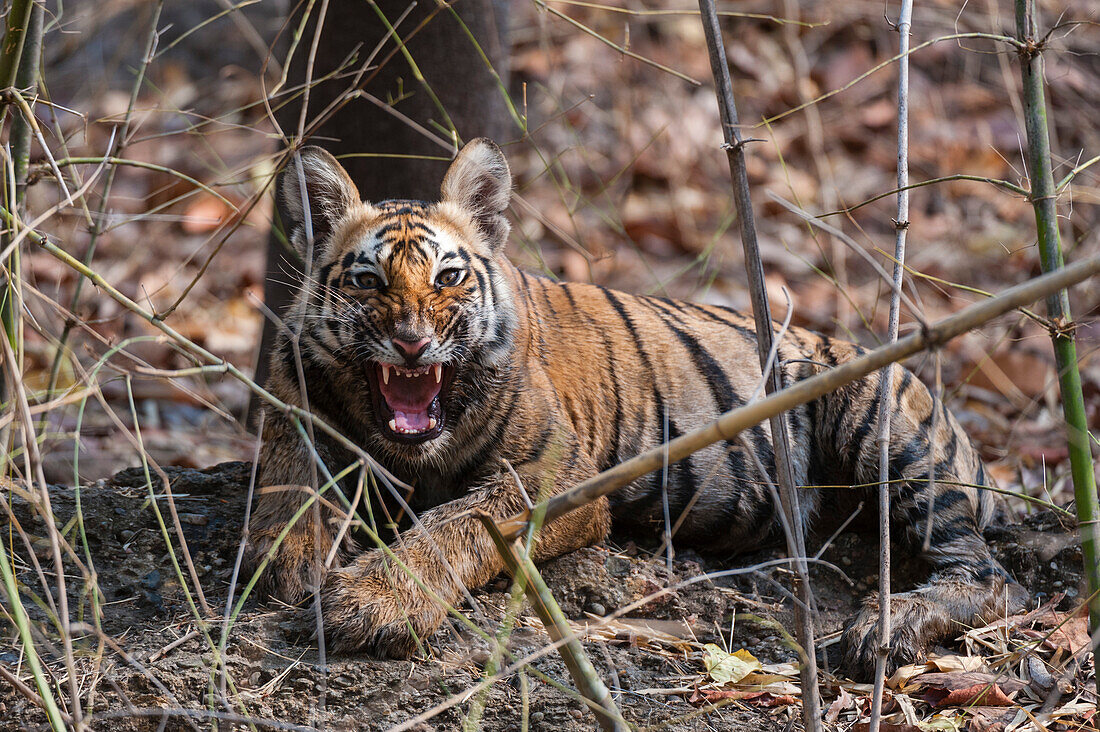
[0,4,68,730]
[497,253,1100,540]
[475,512,628,732]
[694,1,823,728]
[1014,0,1100,698]
[0,0,41,409]
[869,2,913,730]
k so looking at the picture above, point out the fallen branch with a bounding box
[476,511,628,732]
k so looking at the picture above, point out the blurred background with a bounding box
[15,0,1100,513]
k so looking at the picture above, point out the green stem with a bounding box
[0,6,62,728]
[0,517,66,730]
[0,0,34,88]
[1015,0,1100,698]
[0,0,41,405]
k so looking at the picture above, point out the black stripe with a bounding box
[600,287,664,497]
[642,297,777,482]
[846,382,882,466]
[677,301,757,341]
[525,423,555,463]
[563,284,622,466]
[890,440,928,480]
[600,287,657,374]
[535,280,559,319]
[472,266,488,295]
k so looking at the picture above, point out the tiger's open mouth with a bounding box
[368,362,454,443]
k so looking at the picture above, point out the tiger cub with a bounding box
[248,138,1025,674]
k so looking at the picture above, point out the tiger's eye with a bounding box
[350,271,381,290]
[435,268,465,288]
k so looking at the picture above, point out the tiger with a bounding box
[247,138,1027,676]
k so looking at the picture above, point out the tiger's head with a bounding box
[278,138,517,448]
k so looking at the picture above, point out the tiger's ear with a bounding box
[279,146,360,257]
[440,138,511,251]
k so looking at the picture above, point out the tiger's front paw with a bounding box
[246,529,328,604]
[839,592,949,677]
[320,550,449,658]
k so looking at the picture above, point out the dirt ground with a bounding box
[1,461,1088,731]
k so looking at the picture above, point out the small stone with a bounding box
[568,709,583,719]
[840,556,852,566]
[587,602,606,617]
[530,712,544,723]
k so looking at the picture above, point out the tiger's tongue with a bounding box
[378,372,441,431]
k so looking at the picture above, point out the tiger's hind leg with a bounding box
[828,362,1028,676]
[840,516,1028,675]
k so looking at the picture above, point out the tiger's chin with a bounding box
[367,361,455,444]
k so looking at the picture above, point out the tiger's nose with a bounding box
[392,336,431,361]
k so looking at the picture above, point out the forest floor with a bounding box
[1,462,1092,730]
[3,0,1099,729]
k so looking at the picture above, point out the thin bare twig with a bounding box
[45,0,165,396]
[868,2,913,731]
[695,3,823,728]
[534,0,701,85]
[0,327,80,729]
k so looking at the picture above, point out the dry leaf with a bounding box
[915,673,1027,694]
[825,686,853,723]
[929,654,987,673]
[918,675,1021,708]
[703,645,761,685]
[689,688,798,707]
[1018,614,1091,655]
[888,662,935,689]
[966,706,1023,731]
[181,195,234,234]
